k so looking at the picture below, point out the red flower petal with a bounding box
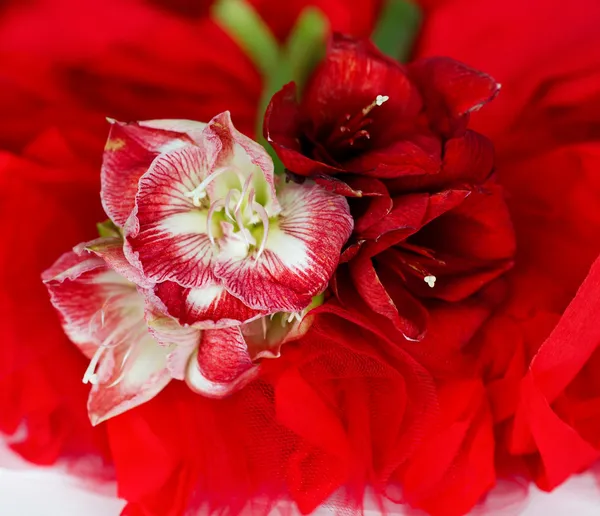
[416,182,516,265]
[302,34,421,143]
[358,193,429,241]
[153,281,265,328]
[344,135,442,179]
[408,57,500,137]
[264,83,346,178]
[101,119,206,227]
[440,130,495,186]
[349,252,427,341]
[214,181,353,312]
[312,173,374,196]
[387,130,494,193]
[126,145,217,287]
[185,327,259,398]
[350,177,393,234]
[358,189,468,245]
[264,83,307,156]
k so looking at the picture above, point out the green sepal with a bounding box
[96,219,121,238]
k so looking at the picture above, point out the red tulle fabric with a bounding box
[1,0,600,515]
[110,306,440,515]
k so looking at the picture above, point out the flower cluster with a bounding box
[42,33,518,429]
[43,112,353,424]
[1,0,596,515]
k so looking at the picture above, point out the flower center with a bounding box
[379,241,444,290]
[321,94,390,160]
[206,173,270,260]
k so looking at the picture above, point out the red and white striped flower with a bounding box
[43,239,323,423]
[116,111,353,328]
[42,239,199,425]
[42,112,352,421]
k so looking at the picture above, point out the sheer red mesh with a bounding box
[108,307,439,515]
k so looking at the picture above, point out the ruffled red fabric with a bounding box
[415,0,600,507]
[0,0,383,153]
[0,129,111,468]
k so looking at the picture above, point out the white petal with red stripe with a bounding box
[42,249,141,354]
[214,181,353,312]
[87,330,172,425]
[101,119,206,226]
[126,145,218,287]
[144,304,201,380]
[43,245,194,424]
[204,111,280,216]
[77,237,152,288]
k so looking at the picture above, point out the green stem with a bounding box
[254,7,328,172]
[212,1,328,174]
[372,0,422,62]
[284,7,328,92]
[211,0,280,78]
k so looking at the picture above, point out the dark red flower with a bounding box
[265,34,499,182]
[266,34,515,339]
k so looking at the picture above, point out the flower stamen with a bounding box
[235,173,254,215]
[234,200,252,250]
[247,188,269,260]
[224,189,240,221]
[424,275,436,288]
[184,166,232,207]
[325,95,390,155]
[83,346,106,385]
[362,94,390,116]
[207,198,226,247]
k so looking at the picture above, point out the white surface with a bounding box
[1,444,599,515]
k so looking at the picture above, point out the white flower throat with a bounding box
[185,167,271,260]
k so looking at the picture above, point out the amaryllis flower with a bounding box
[39,109,352,422]
[340,179,515,340]
[103,111,352,328]
[42,235,319,423]
[265,34,499,186]
[266,34,516,339]
[42,239,199,424]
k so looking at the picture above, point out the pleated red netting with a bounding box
[105,302,439,515]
